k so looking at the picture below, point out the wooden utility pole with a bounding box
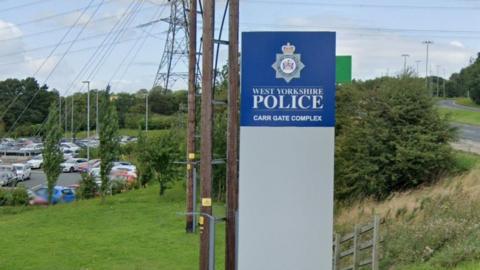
[186,0,197,233]
[225,0,239,269]
[200,0,214,269]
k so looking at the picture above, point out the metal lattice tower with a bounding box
[152,0,190,91]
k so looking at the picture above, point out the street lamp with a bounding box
[96,89,99,138]
[423,40,433,91]
[145,92,149,132]
[401,54,410,74]
[415,60,421,76]
[82,80,90,161]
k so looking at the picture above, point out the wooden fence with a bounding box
[333,216,382,270]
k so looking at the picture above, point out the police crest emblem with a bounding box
[272,42,305,83]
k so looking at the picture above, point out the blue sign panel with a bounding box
[241,32,336,127]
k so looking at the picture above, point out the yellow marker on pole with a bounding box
[202,198,212,207]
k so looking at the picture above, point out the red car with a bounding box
[77,159,101,173]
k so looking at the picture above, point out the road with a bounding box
[438,99,480,112]
[452,123,480,143]
[21,170,82,189]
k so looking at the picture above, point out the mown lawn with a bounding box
[438,107,480,126]
[0,184,225,270]
[455,97,480,109]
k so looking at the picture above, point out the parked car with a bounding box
[32,186,76,204]
[78,159,101,173]
[0,171,16,186]
[62,149,76,160]
[112,161,136,173]
[27,189,48,205]
[19,143,43,152]
[13,163,31,181]
[0,165,16,176]
[61,158,88,173]
[110,166,137,185]
[60,142,80,153]
[27,155,43,169]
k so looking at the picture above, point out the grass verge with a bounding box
[336,151,480,269]
[438,107,480,126]
[455,97,480,109]
[0,183,225,270]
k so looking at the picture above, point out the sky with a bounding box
[0,0,479,95]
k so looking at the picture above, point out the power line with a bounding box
[0,0,116,31]
[86,0,146,83]
[0,24,150,60]
[240,22,480,35]
[246,0,480,10]
[0,4,155,42]
[0,0,54,13]
[32,0,148,135]
[5,0,105,136]
[108,3,168,85]
[0,0,99,121]
[0,33,166,67]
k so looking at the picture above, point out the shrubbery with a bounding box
[447,53,480,104]
[335,76,456,200]
[77,173,97,199]
[124,113,176,130]
[0,187,29,206]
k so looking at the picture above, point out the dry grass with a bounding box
[335,169,480,227]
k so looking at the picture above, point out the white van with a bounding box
[13,163,31,181]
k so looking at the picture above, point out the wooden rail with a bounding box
[333,216,382,270]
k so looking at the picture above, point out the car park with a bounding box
[78,159,101,173]
[32,186,76,204]
[60,142,80,153]
[112,161,137,173]
[0,165,16,175]
[27,155,43,169]
[13,163,31,181]
[27,189,48,205]
[61,158,88,173]
[0,171,16,186]
[19,143,43,152]
[63,149,75,160]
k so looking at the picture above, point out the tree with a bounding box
[0,77,56,133]
[335,76,456,200]
[149,130,182,195]
[135,129,154,188]
[447,53,480,103]
[42,101,63,204]
[99,86,119,200]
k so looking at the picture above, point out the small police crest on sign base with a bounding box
[272,42,305,83]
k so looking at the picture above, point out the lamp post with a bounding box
[401,54,410,74]
[82,80,90,161]
[96,89,99,138]
[415,60,421,76]
[423,40,433,92]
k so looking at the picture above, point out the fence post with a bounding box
[371,216,380,270]
[352,225,360,270]
[333,233,340,270]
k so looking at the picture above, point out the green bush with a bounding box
[11,187,29,206]
[77,173,97,199]
[0,188,29,206]
[111,180,126,195]
[335,77,456,200]
[124,113,177,130]
[0,188,11,206]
